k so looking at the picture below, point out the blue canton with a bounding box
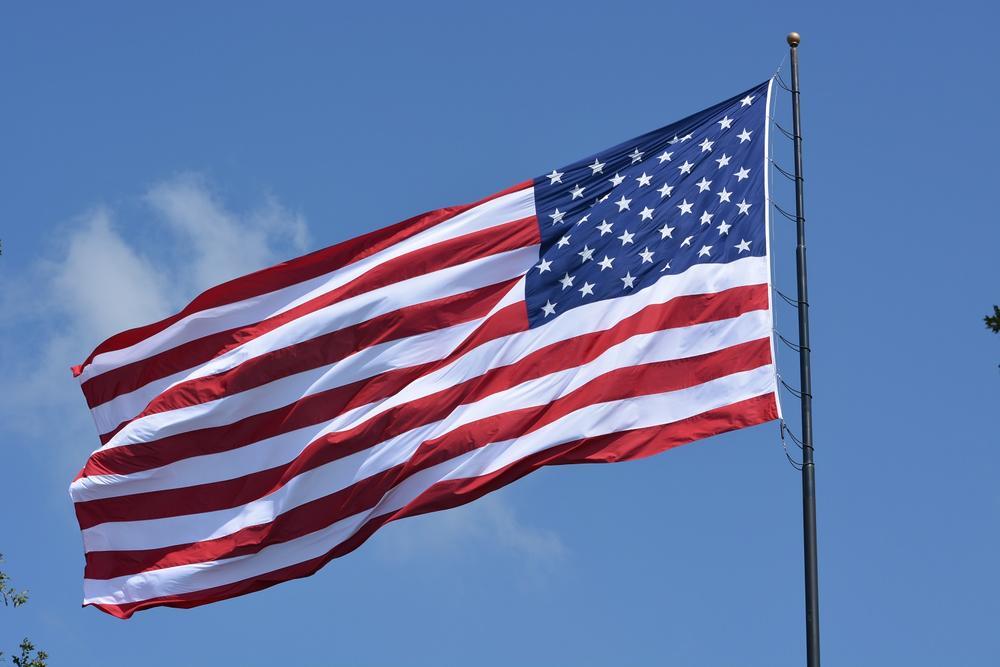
[527,81,770,326]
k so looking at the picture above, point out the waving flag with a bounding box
[71,80,780,618]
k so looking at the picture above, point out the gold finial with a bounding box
[787,32,801,47]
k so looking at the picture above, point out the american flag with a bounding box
[70,80,780,618]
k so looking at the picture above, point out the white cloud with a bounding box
[372,492,567,568]
[145,175,309,291]
[0,175,309,475]
[47,207,174,342]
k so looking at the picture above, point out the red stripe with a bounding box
[87,392,778,619]
[82,215,539,412]
[82,336,773,578]
[80,299,530,478]
[74,180,531,377]
[77,284,767,520]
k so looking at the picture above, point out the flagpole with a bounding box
[786,31,821,667]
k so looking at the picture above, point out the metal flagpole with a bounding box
[786,31,821,667]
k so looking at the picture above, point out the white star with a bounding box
[658,223,675,239]
[715,153,731,169]
[660,261,671,272]
[734,167,750,181]
[639,247,655,263]
[658,182,674,198]
[678,160,694,175]
[609,172,625,187]
[598,255,615,271]
[696,177,712,192]
[698,244,713,257]
[738,128,752,143]
[717,220,732,235]
[569,184,585,200]
[556,234,571,248]
[617,229,635,245]
[700,211,714,225]
[546,170,563,184]
[681,133,693,142]
[628,148,643,164]
[589,158,606,174]
[549,208,565,224]
[559,273,574,290]
[718,115,734,130]
[657,150,673,163]
[579,281,595,297]
[578,245,595,262]
[740,94,754,107]
[680,235,694,247]
[636,172,652,187]
[638,206,655,221]
[735,239,752,253]
[536,258,552,273]
[677,199,694,215]
[669,135,681,144]
[597,220,613,235]
[699,138,714,152]
[717,188,732,203]
[621,272,636,289]
[737,199,752,215]
[615,195,632,212]
[541,300,556,317]
[576,213,590,226]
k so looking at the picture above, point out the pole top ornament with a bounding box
[787,32,801,47]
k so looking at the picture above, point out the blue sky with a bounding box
[1,1,997,665]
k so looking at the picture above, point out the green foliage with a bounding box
[0,555,30,608]
[986,305,1000,333]
[11,640,48,667]
[0,554,46,667]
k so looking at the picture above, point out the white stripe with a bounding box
[78,187,536,384]
[83,364,776,604]
[92,255,769,449]
[91,245,537,435]
[80,309,771,551]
